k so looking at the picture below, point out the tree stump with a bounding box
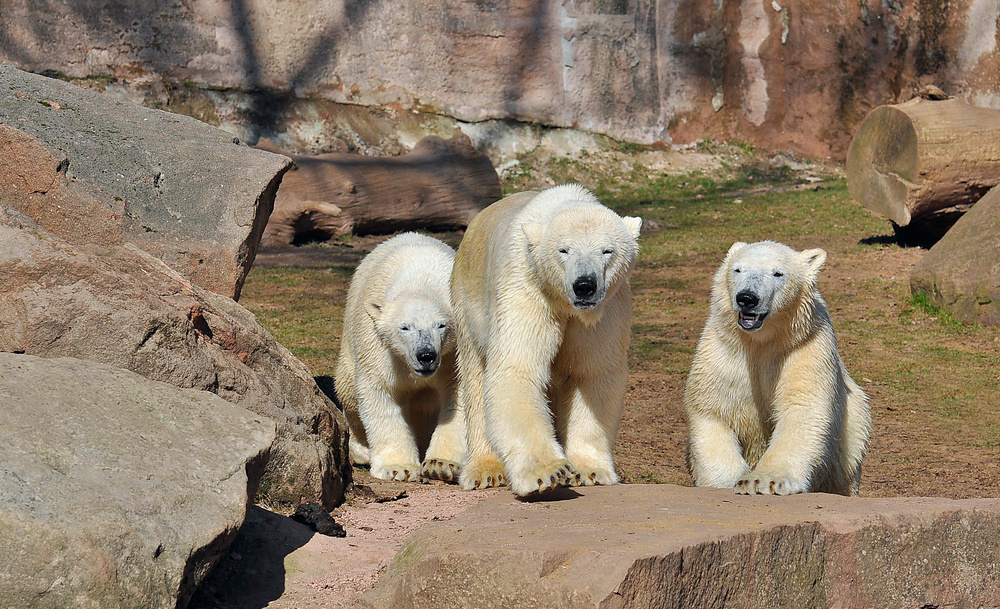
[846,97,1000,238]
[260,131,501,247]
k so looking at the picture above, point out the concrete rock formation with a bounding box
[0,353,276,609]
[362,485,1000,608]
[911,184,1000,326]
[0,64,291,300]
[0,204,350,510]
[2,1,1000,160]
[260,130,500,246]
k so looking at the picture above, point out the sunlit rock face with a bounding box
[1,1,997,159]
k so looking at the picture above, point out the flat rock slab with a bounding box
[0,353,276,609]
[0,65,290,299]
[362,485,1000,609]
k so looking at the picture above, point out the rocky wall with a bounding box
[1,1,998,159]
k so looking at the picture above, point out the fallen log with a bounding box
[846,97,1000,237]
[260,131,501,247]
[911,183,1000,327]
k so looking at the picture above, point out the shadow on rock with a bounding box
[188,506,314,609]
[517,487,583,503]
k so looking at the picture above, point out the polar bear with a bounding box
[451,184,642,496]
[685,240,871,496]
[335,232,465,482]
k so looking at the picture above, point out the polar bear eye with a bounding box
[603,248,614,256]
[398,323,412,332]
[437,321,447,330]
[733,267,742,274]
[558,247,569,255]
[773,270,785,278]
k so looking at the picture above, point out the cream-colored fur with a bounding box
[685,241,871,496]
[336,232,465,483]
[451,184,641,496]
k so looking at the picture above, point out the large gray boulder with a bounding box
[0,352,276,609]
[362,485,1000,608]
[911,184,1000,326]
[0,64,291,300]
[0,205,350,509]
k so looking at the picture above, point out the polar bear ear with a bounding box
[521,222,545,248]
[365,299,384,322]
[622,216,642,240]
[724,241,748,263]
[801,248,827,275]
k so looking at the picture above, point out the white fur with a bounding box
[451,184,641,496]
[335,232,465,483]
[685,241,871,496]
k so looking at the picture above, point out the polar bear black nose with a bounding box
[573,275,598,299]
[416,347,437,365]
[736,290,759,311]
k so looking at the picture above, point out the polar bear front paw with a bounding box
[459,456,507,490]
[420,458,461,482]
[734,472,807,495]
[512,459,579,497]
[568,465,618,487]
[371,462,422,482]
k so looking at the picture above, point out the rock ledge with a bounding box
[363,485,1000,609]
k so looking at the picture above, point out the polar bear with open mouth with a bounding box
[685,240,871,496]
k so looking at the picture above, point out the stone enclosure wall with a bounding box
[1,0,998,160]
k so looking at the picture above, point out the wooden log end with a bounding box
[846,105,919,226]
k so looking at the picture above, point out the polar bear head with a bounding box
[368,292,453,377]
[718,240,826,336]
[523,204,641,320]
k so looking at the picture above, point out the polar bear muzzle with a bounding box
[563,254,607,309]
[735,290,768,331]
[413,343,439,375]
[572,273,599,308]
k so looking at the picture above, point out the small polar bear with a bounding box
[685,240,871,496]
[451,184,642,496]
[335,232,465,483]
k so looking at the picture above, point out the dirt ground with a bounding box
[190,473,497,609]
[192,147,1000,608]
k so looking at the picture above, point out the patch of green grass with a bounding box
[241,266,349,376]
[908,292,970,332]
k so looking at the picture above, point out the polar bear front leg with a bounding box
[736,352,837,495]
[357,379,421,482]
[421,398,466,482]
[559,371,625,487]
[484,318,576,497]
[687,412,751,489]
[734,406,823,496]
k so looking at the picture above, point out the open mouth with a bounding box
[738,312,767,331]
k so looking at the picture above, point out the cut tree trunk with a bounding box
[260,131,501,247]
[846,97,1000,237]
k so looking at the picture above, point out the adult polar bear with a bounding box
[452,184,641,496]
[685,241,871,496]
[336,232,465,483]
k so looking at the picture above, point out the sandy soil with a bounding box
[190,473,497,609]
